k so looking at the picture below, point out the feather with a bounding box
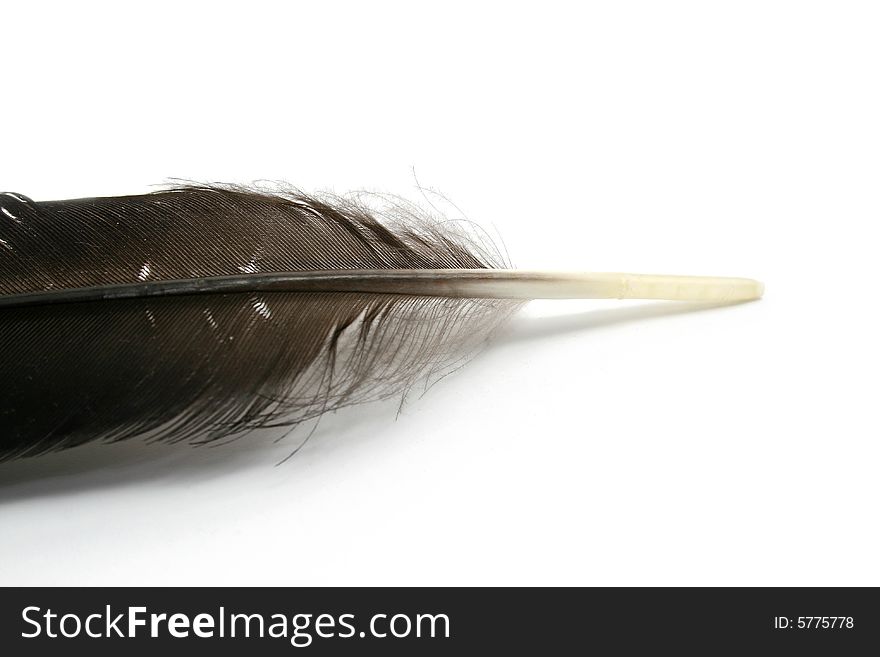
[0,185,762,461]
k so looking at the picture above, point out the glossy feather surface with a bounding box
[0,187,519,460]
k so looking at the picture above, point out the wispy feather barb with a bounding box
[0,185,520,461]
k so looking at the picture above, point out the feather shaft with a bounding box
[0,270,763,308]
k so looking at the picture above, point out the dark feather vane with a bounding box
[0,186,520,461]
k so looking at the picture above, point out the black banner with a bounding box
[1,588,877,654]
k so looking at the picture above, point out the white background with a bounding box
[1,1,878,586]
